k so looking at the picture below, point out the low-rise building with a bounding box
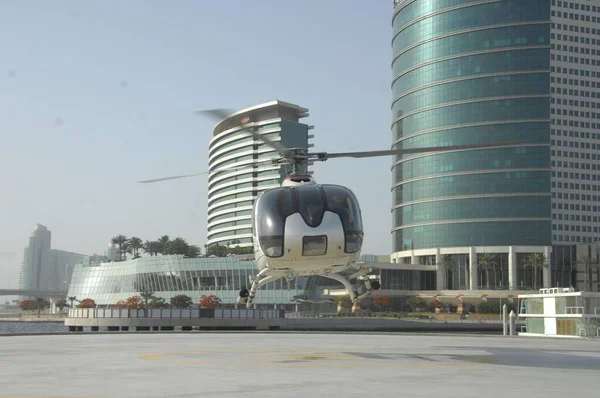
[518,288,600,338]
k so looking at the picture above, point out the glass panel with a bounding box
[256,188,295,257]
[322,185,363,233]
[322,185,364,253]
[294,185,325,227]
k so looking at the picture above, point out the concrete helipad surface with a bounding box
[1,333,599,397]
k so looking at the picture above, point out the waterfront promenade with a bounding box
[1,332,599,397]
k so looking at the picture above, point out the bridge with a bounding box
[0,288,68,297]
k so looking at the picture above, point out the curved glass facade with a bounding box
[391,0,552,252]
[67,256,311,307]
[206,101,311,248]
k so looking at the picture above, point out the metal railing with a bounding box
[566,306,584,314]
[68,308,284,319]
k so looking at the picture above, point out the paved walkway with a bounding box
[1,332,599,397]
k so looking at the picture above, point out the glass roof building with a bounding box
[207,101,313,250]
[66,255,440,308]
[67,255,312,308]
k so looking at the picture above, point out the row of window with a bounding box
[209,132,280,164]
[392,24,549,76]
[552,1,600,14]
[552,31,600,42]
[209,200,254,216]
[552,67,600,78]
[551,53,599,65]
[552,170,600,181]
[553,235,597,243]
[208,209,253,225]
[209,122,280,155]
[393,147,548,182]
[552,44,600,57]
[552,202,600,212]
[393,73,549,117]
[393,221,551,251]
[208,185,277,209]
[392,0,496,31]
[552,87,600,101]
[207,219,252,234]
[394,98,550,137]
[394,196,550,225]
[208,228,252,240]
[552,107,600,118]
[210,179,278,198]
[552,116,600,126]
[208,169,280,191]
[393,0,548,55]
[552,219,598,232]
[393,48,549,95]
[393,122,548,150]
[552,76,600,90]
[551,9,600,22]
[392,172,550,205]
[552,128,600,138]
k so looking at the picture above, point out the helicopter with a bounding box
[138,108,531,309]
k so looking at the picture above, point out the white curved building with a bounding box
[207,100,312,249]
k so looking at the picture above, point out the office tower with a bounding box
[206,100,312,249]
[391,0,554,290]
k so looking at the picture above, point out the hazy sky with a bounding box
[0,1,394,289]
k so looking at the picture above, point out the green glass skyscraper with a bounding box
[391,0,553,290]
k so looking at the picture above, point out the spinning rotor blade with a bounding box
[137,159,279,184]
[196,108,290,157]
[138,173,206,184]
[314,141,545,160]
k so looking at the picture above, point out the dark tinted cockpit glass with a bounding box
[295,185,325,227]
[256,188,295,257]
[322,185,363,232]
[322,184,363,253]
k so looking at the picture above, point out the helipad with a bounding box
[1,332,599,397]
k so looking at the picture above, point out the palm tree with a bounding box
[437,254,455,289]
[139,289,156,318]
[477,253,497,290]
[187,245,201,258]
[35,297,45,317]
[164,237,189,255]
[68,296,78,309]
[574,255,599,292]
[158,235,170,255]
[142,240,160,256]
[523,253,548,290]
[111,235,128,261]
[128,237,143,259]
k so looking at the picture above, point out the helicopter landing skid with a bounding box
[323,263,381,303]
[235,268,282,309]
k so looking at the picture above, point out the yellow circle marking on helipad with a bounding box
[138,349,495,369]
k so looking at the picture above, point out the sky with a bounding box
[0,0,394,290]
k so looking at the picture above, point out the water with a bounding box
[0,321,68,334]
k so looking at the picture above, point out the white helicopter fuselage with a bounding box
[250,174,363,278]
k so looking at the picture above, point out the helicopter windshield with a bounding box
[256,185,363,257]
[256,188,295,257]
[321,184,363,253]
[296,185,325,227]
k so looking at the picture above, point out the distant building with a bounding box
[103,243,119,262]
[18,224,88,297]
[206,100,313,249]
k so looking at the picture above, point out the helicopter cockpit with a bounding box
[255,184,363,258]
